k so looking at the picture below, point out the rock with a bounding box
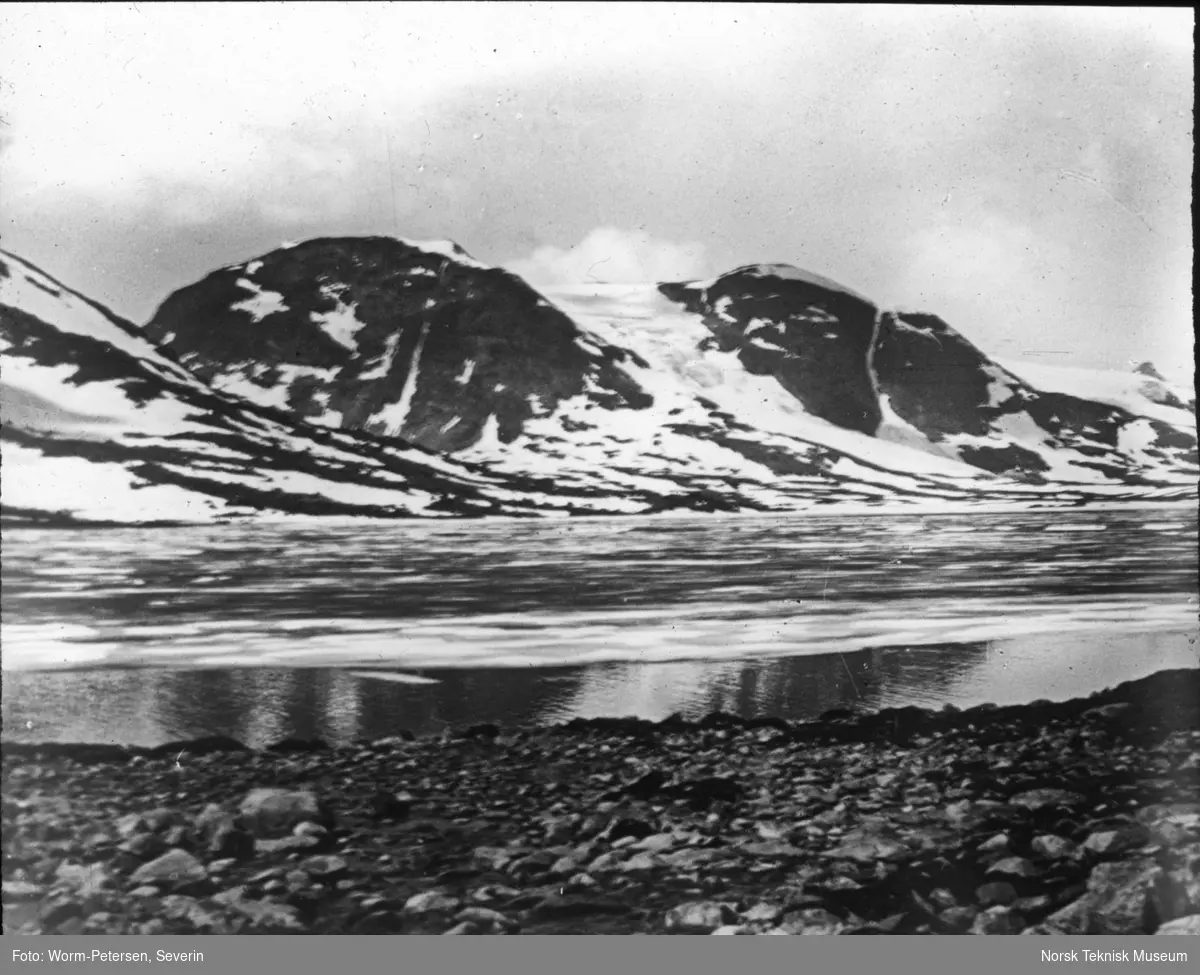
[129,850,208,892]
[39,898,84,929]
[624,769,667,799]
[1008,789,1085,812]
[205,822,253,860]
[740,902,784,923]
[978,833,1010,853]
[1157,914,1200,935]
[163,824,195,849]
[53,862,112,896]
[976,882,1018,908]
[631,833,677,853]
[711,925,749,935]
[404,892,461,915]
[370,790,415,820]
[664,901,735,933]
[548,851,590,877]
[824,834,909,863]
[194,804,234,840]
[928,888,958,910]
[443,921,479,935]
[130,885,161,898]
[619,852,663,873]
[939,906,978,932]
[605,817,655,842]
[1081,827,1150,860]
[455,906,516,932]
[160,894,231,932]
[531,894,629,919]
[586,852,625,874]
[672,776,742,809]
[254,835,321,856]
[971,906,1022,935]
[114,812,150,840]
[1041,858,1159,934]
[778,907,844,935]
[238,789,329,838]
[225,896,304,931]
[508,850,561,880]
[1012,894,1052,917]
[3,880,44,901]
[740,840,807,859]
[299,855,348,881]
[472,846,515,871]
[660,848,725,870]
[986,857,1042,879]
[119,833,168,860]
[1031,835,1076,859]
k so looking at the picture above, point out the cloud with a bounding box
[505,227,708,285]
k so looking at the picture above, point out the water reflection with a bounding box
[4,630,1195,748]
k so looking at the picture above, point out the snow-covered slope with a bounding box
[0,250,665,524]
[872,312,1197,486]
[996,358,1195,428]
[4,240,1195,525]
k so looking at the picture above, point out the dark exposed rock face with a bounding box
[143,237,653,452]
[660,264,883,436]
[873,311,1198,481]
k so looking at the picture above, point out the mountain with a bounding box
[0,249,664,524]
[2,239,1195,525]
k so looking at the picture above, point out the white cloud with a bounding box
[0,2,786,216]
[506,227,708,285]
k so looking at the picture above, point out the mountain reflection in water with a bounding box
[2,509,1196,748]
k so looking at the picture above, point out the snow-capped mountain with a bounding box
[144,237,1195,494]
[2,238,1195,525]
[0,250,655,524]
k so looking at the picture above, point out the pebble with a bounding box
[404,892,462,915]
[664,901,734,933]
[128,850,207,892]
[1031,834,1076,859]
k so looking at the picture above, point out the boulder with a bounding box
[664,901,735,933]
[129,850,208,893]
[238,789,330,838]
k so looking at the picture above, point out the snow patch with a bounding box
[310,293,366,351]
[231,278,288,322]
[376,319,432,436]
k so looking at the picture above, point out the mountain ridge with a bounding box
[2,238,1195,525]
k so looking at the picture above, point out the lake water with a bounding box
[2,509,1197,747]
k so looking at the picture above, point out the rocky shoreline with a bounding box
[3,668,1199,936]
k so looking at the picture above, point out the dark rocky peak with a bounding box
[659,263,882,435]
[143,236,652,453]
[873,311,1033,441]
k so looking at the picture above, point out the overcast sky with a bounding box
[1,3,1193,379]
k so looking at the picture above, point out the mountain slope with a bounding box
[141,237,652,453]
[872,311,1197,485]
[3,240,1195,525]
[0,250,668,523]
[142,238,1195,497]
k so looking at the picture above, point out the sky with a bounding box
[1,3,1193,381]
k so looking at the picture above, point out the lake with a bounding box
[2,509,1197,747]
